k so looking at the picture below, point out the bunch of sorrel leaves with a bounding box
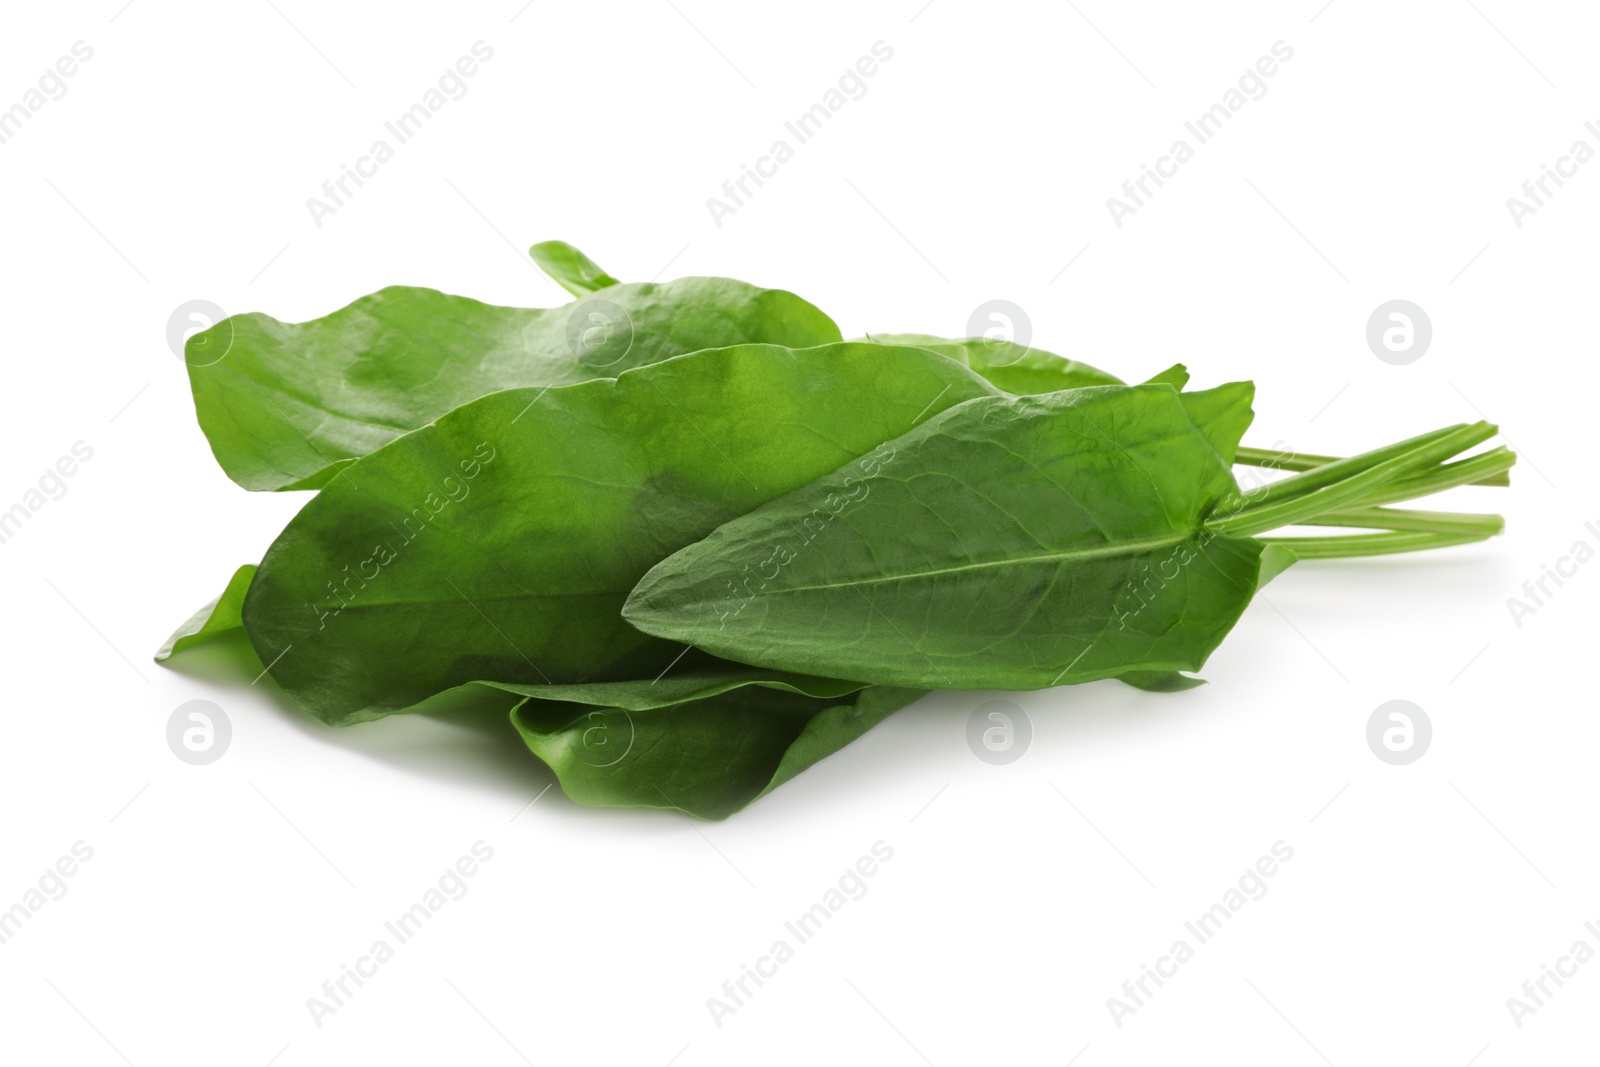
[158,241,1514,818]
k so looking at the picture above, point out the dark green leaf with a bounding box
[488,658,864,708]
[1115,670,1207,692]
[155,585,911,818]
[241,342,999,723]
[509,673,923,819]
[624,385,1267,690]
[863,350,1245,696]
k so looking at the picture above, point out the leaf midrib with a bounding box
[746,530,1198,596]
[267,586,632,614]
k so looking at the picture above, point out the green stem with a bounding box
[1299,507,1504,537]
[1342,447,1517,509]
[1209,422,1497,538]
[1260,530,1493,560]
[1236,445,1510,487]
[1234,446,1338,472]
[1233,425,1468,510]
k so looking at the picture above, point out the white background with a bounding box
[1,1,1595,1064]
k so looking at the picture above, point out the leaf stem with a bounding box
[1259,530,1493,560]
[1299,507,1504,537]
[1208,422,1497,538]
[1234,445,1339,472]
[1235,445,1510,487]
[1232,425,1467,510]
[1341,447,1517,509]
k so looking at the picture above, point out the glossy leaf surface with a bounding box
[155,565,256,660]
[509,673,923,819]
[625,385,1267,689]
[188,276,841,490]
[859,333,1123,395]
[528,240,621,296]
[241,343,998,722]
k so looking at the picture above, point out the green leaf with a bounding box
[1143,363,1190,389]
[528,240,621,296]
[1115,670,1207,693]
[861,348,1242,696]
[624,385,1267,690]
[153,581,915,817]
[155,565,257,660]
[186,277,842,491]
[509,672,923,819]
[1257,543,1299,585]
[858,333,1124,395]
[1179,381,1256,466]
[240,342,999,723]
[1102,380,1254,693]
[487,658,864,707]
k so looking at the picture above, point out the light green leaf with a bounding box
[858,333,1123,395]
[528,240,621,296]
[155,565,257,660]
[1179,380,1256,465]
[1257,543,1299,585]
[187,277,841,491]
[1143,363,1190,389]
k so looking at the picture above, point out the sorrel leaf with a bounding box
[186,274,841,491]
[152,575,910,818]
[1180,381,1256,466]
[239,342,999,723]
[624,385,1268,689]
[859,333,1123,395]
[155,565,257,660]
[152,239,1514,818]
[528,240,621,296]
[508,674,923,819]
